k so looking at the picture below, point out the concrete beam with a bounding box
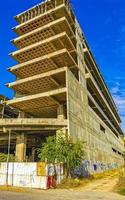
[8,49,77,79]
[7,67,66,88]
[14,4,65,30]
[0,118,68,127]
[12,17,75,48]
[6,87,67,106]
[10,32,75,63]
[13,3,75,35]
[0,136,16,141]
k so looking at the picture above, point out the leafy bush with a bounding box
[37,131,85,177]
[0,153,15,162]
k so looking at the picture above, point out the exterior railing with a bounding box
[17,0,73,24]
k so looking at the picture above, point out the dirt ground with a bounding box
[0,174,125,200]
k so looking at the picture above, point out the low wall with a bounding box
[0,162,63,189]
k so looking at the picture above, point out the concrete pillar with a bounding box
[57,104,65,120]
[15,133,27,162]
[31,147,36,162]
[18,111,25,118]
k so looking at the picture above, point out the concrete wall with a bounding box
[0,162,63,189]
[67,68,88,141]
[65,19,124,172]
[67,68,124,172]
[86,107,124,168]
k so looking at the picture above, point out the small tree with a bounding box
[37,136,57,164]
[38,131,85,178]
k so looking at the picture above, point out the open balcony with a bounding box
[8,49,77,78]
[10,32,76,63]
[7,67,66,95]
[12,17,76,49]
[6,88,67,118]
[14,0,75,35]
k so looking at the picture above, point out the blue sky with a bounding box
[0,0,125,131]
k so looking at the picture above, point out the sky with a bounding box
[0,0,125,131]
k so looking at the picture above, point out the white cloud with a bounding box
[111,82,120,94]
[110,82,125,132]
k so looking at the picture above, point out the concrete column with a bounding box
[18,111,25,118]
[31,147,36,162]
[57,104,65,120]
[15,133,27,162]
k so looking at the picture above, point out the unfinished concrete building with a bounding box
[0,0,124,169]
[0,95,18,153]
[0,95,18,119]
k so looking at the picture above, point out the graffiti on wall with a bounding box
[0,162,63,189]
[71,160,119,178]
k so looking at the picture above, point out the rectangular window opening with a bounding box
[100,124,105,133]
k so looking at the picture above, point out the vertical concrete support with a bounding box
[57,104,65,120]
[18,111,25,118]
[31,147,36,162]
[15,133,27,162]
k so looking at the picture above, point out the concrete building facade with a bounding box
[0,0,124,169]
[0,95,18,153]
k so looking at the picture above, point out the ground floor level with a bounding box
[0,124,124,174]
[0,130,58,162]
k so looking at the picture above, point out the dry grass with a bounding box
[115,168,125,196]
[93,168,120,180]
[0,185,31,193]
[57,168,121,189]
[117,188,125,195]
[57,177,92,189]
[118,168,125,186]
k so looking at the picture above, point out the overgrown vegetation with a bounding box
[115,152,125,195]
[37,131,85,177]
[113,168,125,196]
[58,168,122,189]
[117,188,125,196]
[0,153,15,162]
[93,168,120,179]
[57,178,91,189]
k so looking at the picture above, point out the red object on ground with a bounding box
[52,176,57,188]
[47,176,56,188]
[47,176,51,188]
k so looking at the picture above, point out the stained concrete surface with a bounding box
[0,189,125,200]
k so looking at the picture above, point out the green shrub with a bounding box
[37,131,85,178]
[117,188,125,196]
[0,153,15,162]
